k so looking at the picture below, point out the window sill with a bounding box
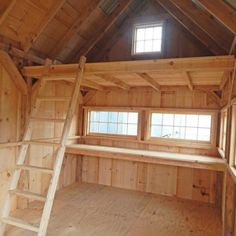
[86,134,138,141]
[147,138,214,149]
[218,148,225,159]
[228,166,236,183]
[82,135,216,150]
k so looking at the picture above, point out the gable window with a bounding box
[132,22,163,55]
[88,110,139,136]
[150,112,212,142]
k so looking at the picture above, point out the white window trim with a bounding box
[132,21,164,56]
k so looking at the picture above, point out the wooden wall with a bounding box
[18,81,81,203]
[88,2,211,62]
[77,86,222,205]
[0,63,23,211]
[80,156,221,205]
[221,74,236,235]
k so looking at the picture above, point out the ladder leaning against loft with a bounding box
[0,56,86,236]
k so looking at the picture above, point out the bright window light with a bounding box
[89,111,138,136]
[133,23,163,54]
[150,113,212,142]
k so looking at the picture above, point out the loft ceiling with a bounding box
[0,0,235,65]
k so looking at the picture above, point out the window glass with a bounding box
[89,111,138,136]
[133,23,163,54]
[150,112,212,141]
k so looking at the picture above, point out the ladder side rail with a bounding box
[38,56,86,236]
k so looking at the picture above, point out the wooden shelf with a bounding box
[66,144,226,171]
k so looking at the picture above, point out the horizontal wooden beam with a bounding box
[95,74,130,90]
[22,56,235,79]
[137,72,161,92]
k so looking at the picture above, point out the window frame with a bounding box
[219,107,228,158]
[84,107,142,140]
[132,21,164,56]
[83,106,218,149]
[145,109,217,148]
[229,99,236,167]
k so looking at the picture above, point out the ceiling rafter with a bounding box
[49,0,101,59]
[137,72,161,92]
[95,74,130,90]
[82,80,105,91]
[195,0,236,35]
[23,0,67,52]
[0,41,45,65]
[0,50,27,94]
[169,0,232,53]
[155,0,225,55]
[88,1,147,62]
[229,36,236,55]
[0,0,16,27]
[68,0,133,62]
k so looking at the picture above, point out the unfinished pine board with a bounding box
[0,63,24,212]
[22,56,235,90]
[79,155,220,204]
[5,183,222,236]
[66,144,226,171]
[22,80,81,199]
[83,86,220,157]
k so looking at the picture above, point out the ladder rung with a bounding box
[31,117,66,122]
[23,141,60,146]
[42,75,75,81]
[17,165,54,174]
[37,96,71,102]
[2,217,39,232]
[9,190,46,202]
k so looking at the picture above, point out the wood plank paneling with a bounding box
[0,63,23,211]
[80,156,219,204]
[80,82,221,205]
[18,81,81,203]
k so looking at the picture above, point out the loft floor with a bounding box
[6,183,222,236]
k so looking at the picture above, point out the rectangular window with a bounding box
[88,111,139,136]
[133,22,163,55]
[150,112,212,142]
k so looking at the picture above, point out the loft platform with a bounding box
[22,56,235,90]
[66,144,226,171]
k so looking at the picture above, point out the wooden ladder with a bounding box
[0,56,86,236]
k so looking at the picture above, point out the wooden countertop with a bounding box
[66,144,226,171]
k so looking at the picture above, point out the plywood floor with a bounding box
[6,183,222,236]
